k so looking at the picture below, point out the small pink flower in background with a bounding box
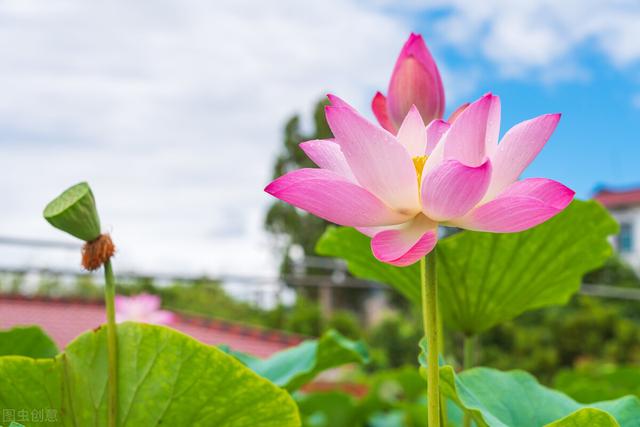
[372,33,445,133]
[115,293,175,325]
[265,92,574,267]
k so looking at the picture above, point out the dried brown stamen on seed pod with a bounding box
[82,233,116,271]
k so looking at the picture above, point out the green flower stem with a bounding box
[421,250,440,427]
[104,259,118,427]
[463,334,477,427]
[463,335,476,370]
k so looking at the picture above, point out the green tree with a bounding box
[479,294,640,382]
[264,99,333,275]
[263,100,374,315]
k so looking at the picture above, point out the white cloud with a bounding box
[415,0,640,81]
[4,0,638,284]
[0,0,418,279]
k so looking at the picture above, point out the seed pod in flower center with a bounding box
[413,155,428,187]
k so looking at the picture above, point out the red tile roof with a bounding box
[594,188,640,209]
[0,294,304,357]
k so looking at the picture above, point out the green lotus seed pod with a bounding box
[43,182,102,242]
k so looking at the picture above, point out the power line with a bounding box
[2,236,640,300]
[0,235,78,250]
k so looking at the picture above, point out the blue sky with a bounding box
[0,1,639,277]
[436,52,640,199]
[412,2,640,198]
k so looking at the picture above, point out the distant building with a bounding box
[594,187,640,271]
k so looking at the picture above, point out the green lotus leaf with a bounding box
[0,322,300,426]
[440,366,640,427]
[43,181,102,242]
[0,325,58,358]
[547,408,619,427]
[316,200,616,334]
[225,329,369,391]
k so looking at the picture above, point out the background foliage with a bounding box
[264,99,332,276]
[3,101,640,426]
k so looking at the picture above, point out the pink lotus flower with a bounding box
[114,293,176,325]
[373,33,445,134]
[265,93,574,267]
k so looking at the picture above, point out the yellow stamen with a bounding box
[413,155,428,187]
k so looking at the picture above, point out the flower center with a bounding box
[413,155,428,187]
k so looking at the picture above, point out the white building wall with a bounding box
[607,206,640,272]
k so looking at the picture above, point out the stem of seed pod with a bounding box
[421,250,440,427]
[104,259,118,427]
